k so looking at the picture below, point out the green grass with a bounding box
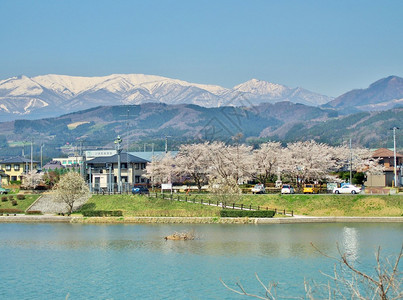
[79,194,221,217]
[172,193,403,217]
[0,194,40,211]
[77,193,403,217]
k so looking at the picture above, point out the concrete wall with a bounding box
[365,174,385,187]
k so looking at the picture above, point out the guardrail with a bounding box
[149,193,293,216]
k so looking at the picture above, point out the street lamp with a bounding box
[391,127,400,187]
[114,135,123,193]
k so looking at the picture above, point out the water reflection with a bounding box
[342,226,359,262]
[0,223,402,300]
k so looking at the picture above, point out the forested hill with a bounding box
[0,102,401,158]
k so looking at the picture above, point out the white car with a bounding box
[251,184,265,194]
[333,184,361,194]
[281,184,295,194]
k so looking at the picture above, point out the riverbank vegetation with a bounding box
[0,194,40,211]
[78,193,402,217]
[78,194,221,217]
[188,193,403,217]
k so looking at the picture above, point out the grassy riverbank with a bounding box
[0,194,40,211]
[188,193,403,217]
[78,193,402,217]
[79,194,221,217]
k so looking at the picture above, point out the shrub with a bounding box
[220,210,275,218]
[26,210,42,215]
[8,195,13,201]
[16,194,25,200]
[1,196,8,202]
[82,210,123,217]
[11,200,17,206]
[0,208,23,214]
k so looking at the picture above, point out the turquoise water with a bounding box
[0,223,401,299]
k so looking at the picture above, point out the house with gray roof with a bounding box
[86,153,149,192]
[0,156,39,185]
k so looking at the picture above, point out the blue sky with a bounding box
[0,0,402,96]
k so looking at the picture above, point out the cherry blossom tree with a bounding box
[206,141,253,185]
[252,142,284,184]
[53,171,89,215]
[175,143,210,192]
[21,171,43,189]
[145,152,177,186]
[282,141,337,185]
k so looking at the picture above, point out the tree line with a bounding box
[146,141,383,192]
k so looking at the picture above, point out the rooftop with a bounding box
[373,148,403,158]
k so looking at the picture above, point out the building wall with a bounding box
[0,162,38,183]
[89,163,148,191]
[53,157,83,167]
[365,174,385,187]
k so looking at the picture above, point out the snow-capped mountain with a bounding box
[0,74,332,120]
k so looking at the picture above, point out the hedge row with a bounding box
[82,210,123,217]
[220,210,275,218]
[26,211,42,215]
[0,208,24,214]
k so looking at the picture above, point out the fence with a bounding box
[149,193,293,216]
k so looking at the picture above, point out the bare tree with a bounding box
[208,177,242,207]
[53,172,89,215]
[308,243,402,300]
[221,243,402,300]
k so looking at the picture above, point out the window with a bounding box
[5,164,11,171]
[14,164,20,171]
[135,163,139,170]
[141,163,146,169]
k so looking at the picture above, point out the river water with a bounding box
[0,222,401,299]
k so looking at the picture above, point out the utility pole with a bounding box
[391,127,399,187]
[115,135,123,193]
[30,139,33,174]
[349,139,352,184]
[165,135,171,153]
[79,140,86,179]
[40,144,44,169]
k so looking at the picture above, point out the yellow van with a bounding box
[303,184,320,194]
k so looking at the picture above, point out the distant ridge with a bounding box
[0,74,332,121]
[324,75,403,112]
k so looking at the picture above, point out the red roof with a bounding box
[373,148,403,158]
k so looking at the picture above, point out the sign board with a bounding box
[161,183,172,190]
[86,150,117,159]
[327,182,338,191]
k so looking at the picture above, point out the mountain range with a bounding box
[324,76,403,113]
[0,74,333,121]
[0,101,401,160]
[0,74,402,158]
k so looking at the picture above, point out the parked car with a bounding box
[333,184,361,194]
[251,184,265,194]
[0,187,10,194]
[131,186,149,195]
[303,184,320,194]
[281,184,294,194]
